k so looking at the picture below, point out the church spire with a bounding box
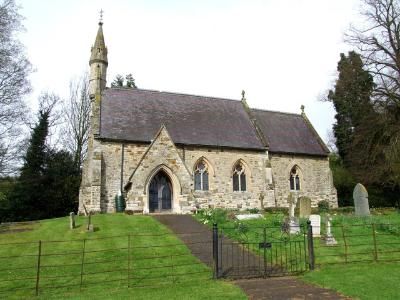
[89,10,108,98]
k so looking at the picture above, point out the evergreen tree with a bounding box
[328,51,374,164]
[125,74,137,88]
[111,74,124,87]
[42,150,79,217]
[7,110,80,221]
[9,111,49,220]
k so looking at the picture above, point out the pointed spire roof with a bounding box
[90,21,108,66]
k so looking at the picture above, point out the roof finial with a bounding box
[241,90,246,101]
[300,104,305,115]
[99,9,104,25]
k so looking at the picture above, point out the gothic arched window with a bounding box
[194,161,209,191]
[233,162,246,191]
[290,166,300,191]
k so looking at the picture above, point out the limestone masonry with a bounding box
[79,22,338,214]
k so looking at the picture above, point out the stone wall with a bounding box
[181,145,274,210]
[269,153,338,208]
[79,131,338,214]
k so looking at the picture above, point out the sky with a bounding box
[18,0,363,143]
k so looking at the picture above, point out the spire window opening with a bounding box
[194,161,209,191]
[233,162,246,191]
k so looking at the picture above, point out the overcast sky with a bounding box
[18,0,362,143]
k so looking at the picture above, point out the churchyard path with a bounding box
[154,214,351,300]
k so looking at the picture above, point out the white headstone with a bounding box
[309,214,321,237]
[236,214,263,220]
[353,183,370,216]
[289,219,300,234]
[325,214,337,246]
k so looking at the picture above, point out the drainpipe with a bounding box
[120,143,125,211]
[120,143,125,194]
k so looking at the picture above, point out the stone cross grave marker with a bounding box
[299,197,311,218]
[309,214,321,237]
[325,214,337,246]
[289,193,300,234]
[69,212,76,229]
[353,183,370,216]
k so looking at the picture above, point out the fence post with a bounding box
[212,223,219,279]
[35,240,42,296]
[372,223,378,262]
[263,227,267,277]
[306,220,315,270]
[128,234,131,287]
[80,239,86,290]
[341,225,348,263]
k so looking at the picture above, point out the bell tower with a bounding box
[89,10,108,99]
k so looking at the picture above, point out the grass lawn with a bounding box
[0,214,247,300]
[301,262,400,300]
[194,209,400,299]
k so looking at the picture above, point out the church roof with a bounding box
[99,88,329,156]
[251,109,329,156]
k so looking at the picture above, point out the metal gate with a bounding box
[213,224,310,279]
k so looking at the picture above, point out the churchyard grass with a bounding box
[194,209,400,299]
[0,214,246,300]
[301,262,400,300]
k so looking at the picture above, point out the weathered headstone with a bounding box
[69,212,76,229]
[299,197,311,218]
[309,214,321,237]
[87,212,93,232]
[353,183,370,216]
[325,214,337,246]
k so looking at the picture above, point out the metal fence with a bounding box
[313,222,400,266]
[1,221,399,297]
[0,231,213,297]
[213,223,309,279]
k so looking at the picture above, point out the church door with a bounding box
[149,171,172,213]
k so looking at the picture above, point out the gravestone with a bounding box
[236,214,263,220]
[353,183,370,216]
[299,197,311,218]
[69,212,76,229]
[325,214,337,246]
[309,214,321,237]
[87,212,94,232]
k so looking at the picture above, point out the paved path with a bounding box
[154,214,351,300]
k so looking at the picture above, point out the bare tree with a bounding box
[61,73,91,171]
[0,0,32,175]
[346,0,400,108]
[344,0,400,188]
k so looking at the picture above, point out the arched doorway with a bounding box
[149,171,172,213]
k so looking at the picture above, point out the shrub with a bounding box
[197,208,228,225]
[318,200,330,213]
[248,208,259,214]
[264,207,289,215]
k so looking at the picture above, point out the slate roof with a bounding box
[252,109,329,156]
[99,88,329,156]
[100,88,265,150]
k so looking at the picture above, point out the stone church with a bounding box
[79,21,338,214]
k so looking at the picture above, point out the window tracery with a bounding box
[290,166,300,191]
[194,161,209,191]
[233,162,246,191]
